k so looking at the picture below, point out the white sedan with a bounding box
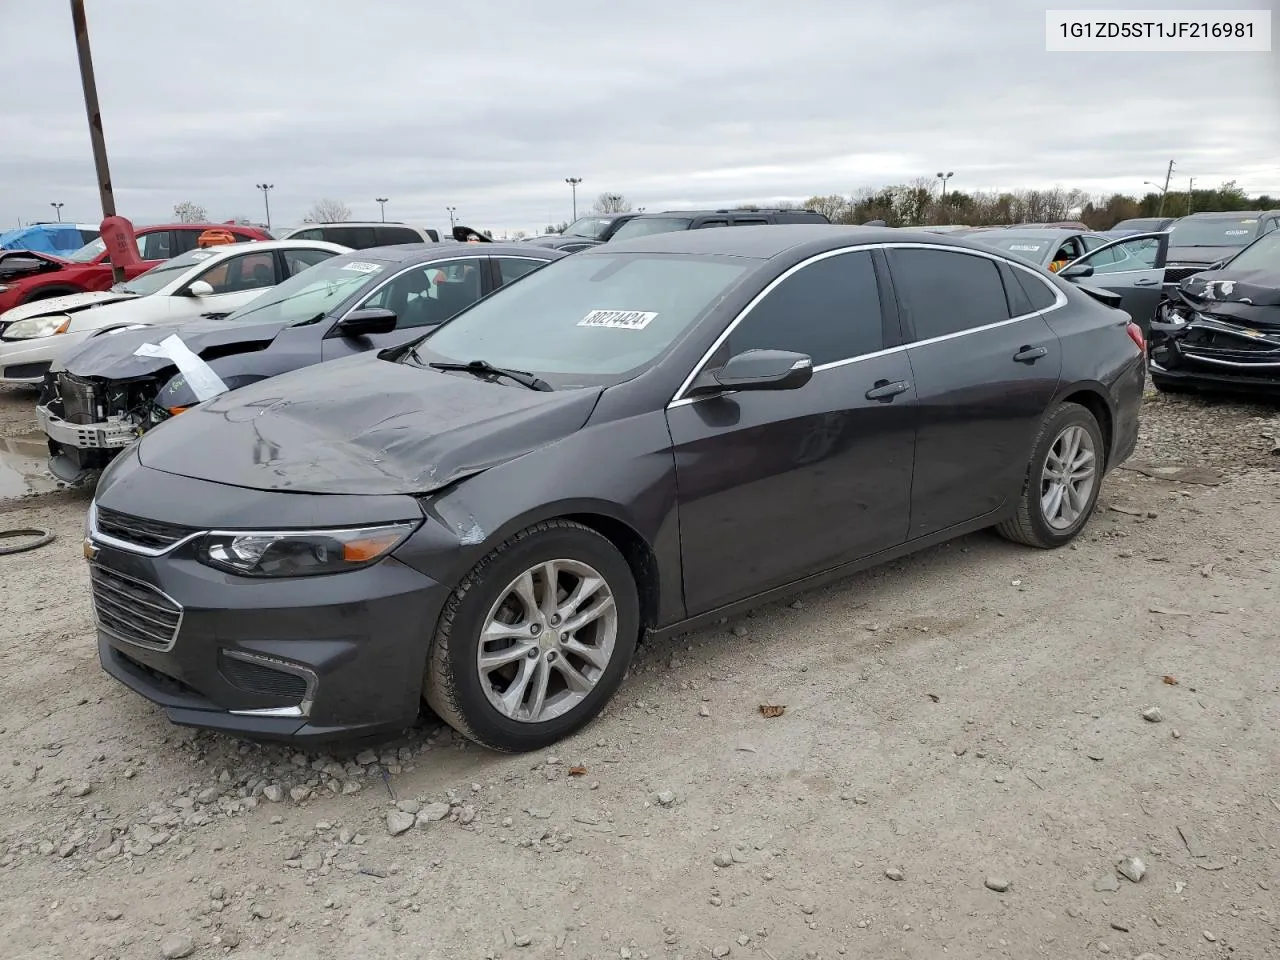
[0,239,349,384]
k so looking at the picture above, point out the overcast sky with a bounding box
[1,0,1276,236]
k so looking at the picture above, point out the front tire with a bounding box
[423,520,639,752]
[996,402,1105,549]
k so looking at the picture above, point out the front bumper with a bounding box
[88,507,451,743]
[37,402,137,451]
[1149,315,1280,397]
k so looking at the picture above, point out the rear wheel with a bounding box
[996,402,1104,549]
[423,520,639,752]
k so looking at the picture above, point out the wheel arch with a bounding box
[1053,381,1114,469]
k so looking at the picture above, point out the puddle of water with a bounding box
[0,431,60,500]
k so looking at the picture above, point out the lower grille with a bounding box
[57,373,102,425]
[90,564,182,650]
[116,650,201,698]
[96,507,196,551]
[1164,265,1211,285]
[219,653,309,701]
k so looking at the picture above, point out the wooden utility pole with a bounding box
[70,0,124,281]
[1157,159,1175,219]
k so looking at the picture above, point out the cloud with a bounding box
[1,0,1275,235]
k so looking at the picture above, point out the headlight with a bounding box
[196,522,419,577]
[2,315,71,340]
[0,284,10,292]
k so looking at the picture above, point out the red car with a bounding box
[0,222,271,314]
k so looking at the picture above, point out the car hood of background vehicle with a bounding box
[1178,268,1280,327]
[136,354,605,495]
[1166,244,1240,265]
[1,289,134,325]
[61,315,291,379]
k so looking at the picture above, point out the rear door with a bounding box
[1062,231,1169,333]
[320,255,490,361]
[886,245,1063,539]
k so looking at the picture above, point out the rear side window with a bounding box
[889,248,1011,340]
[997,260,1035,316]
[694,219,729,229]
[374,226,423,245]
[328,226,379,249]
[727,250,883,365]
[495,257,545,285]
[283,248,339,276]
[290,228,323,241]
[1011,266,1059,312]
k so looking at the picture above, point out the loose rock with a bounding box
[885,867,904,881]
[396,799,421,815]
[417,802,450,823]
[386,811,416,836]
[67,783,92,798]
[1117,856,1146,883]
[1142,707,1164,723]
[159,934,195,959]
[984,876,1011,893]
[713,852,733,868]
[263,785,285,803]
[655,791,675,806]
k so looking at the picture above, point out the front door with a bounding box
[321,255,490,361]
[1063,231,1170,333]
[667,248,917,615]
[885,246,1064,539]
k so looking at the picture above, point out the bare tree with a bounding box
[511,229,528,240]
[172,200,208,223]
[307,199,352,223]
[591,193,632,214]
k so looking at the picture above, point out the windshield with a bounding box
[1113,218,1167,231]
[969,234,1053,261]
[67,237,111,262]
[562,217,615,240]
[1169,217,1261,247]
[410,253,752,386]
[223,255,392,324]
[609,217,694,242]
[113,248,220,296]
[1222,231,1280,272]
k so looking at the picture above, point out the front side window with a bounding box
[138,231,174,260]
[727,251,883,365]
[890,248,1010,341]
[413,253,751,383]
[359,258,483,328]
[283,247,339,276]
[1075,237,1158,274]
[196,251,278,294]
[222,255,394,325]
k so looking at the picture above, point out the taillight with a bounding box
[1125,321,1145,356]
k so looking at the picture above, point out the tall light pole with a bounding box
[70,0,123,282]
[375,197,388,222]
[565,177,583,220]
[255,183,273,229]
[936,171,954,197]
[50,202,64,222]
[446,206,457,229]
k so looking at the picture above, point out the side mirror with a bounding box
[1060,263,1094,279]
[186,279,215,297]
[690,349,814,395]
[335,307,397,336]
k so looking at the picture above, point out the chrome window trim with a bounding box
[667,242,1068,409]
[336,254,491,322]
[88,562,185,653]
[86,500,205,558]
[223,650,317,718]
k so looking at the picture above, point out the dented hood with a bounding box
[136,352,603,495]
[1,289,135,325]
[61,315,290,380]
[1177,268,1280,328]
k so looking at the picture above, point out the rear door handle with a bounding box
[1013,345,1048,363]
[865,379,910,401]
[1134,278,1159,287]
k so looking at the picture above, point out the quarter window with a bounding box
[283,248,339,276]
[374,225,423,246]
[359,258,483,328]
[727,250,883,365]
[495,257,545,285]
[1011,266,1059,312]
[889,248,1011,340]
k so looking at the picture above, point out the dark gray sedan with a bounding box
[85,226,1146,751]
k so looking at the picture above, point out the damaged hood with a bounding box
[136,353,603,495]
[61,315,290,380]
[1177,268,1280,328]
[1,289,135,325]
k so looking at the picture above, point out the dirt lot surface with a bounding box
[1,383,1278,960]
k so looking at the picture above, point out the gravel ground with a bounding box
[1,382,1278,960]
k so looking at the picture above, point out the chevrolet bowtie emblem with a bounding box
[83,539,99,561]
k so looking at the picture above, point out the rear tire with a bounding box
[996,402,1105,549]
[423,520,639,752]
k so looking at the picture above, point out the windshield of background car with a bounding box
[113,248,218,296]
[562,218,614,239]
[1168,217,1260,247]
[223,255,392,324]
[1113,218,1166,231]
[412,253,752,385]
[609,217,694,241]
[66,234,150,263]
[1222,231,1280,272]
[969,233,1052,261]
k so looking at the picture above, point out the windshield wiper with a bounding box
[428,359,553,391]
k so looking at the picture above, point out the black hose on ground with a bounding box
[0,528,56,555]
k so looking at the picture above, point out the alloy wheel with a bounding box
[1039,424,1097,531]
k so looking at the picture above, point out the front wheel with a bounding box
[996,402,1105,549]
[423,520,639,752]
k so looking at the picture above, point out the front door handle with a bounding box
[1013,345,1048,363]
[865,379,910,401]
[1134,277,1159,287]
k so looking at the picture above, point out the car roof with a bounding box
[292,221,428,229]
[963,227,1087,239]
[186,239,348,255]
[344,241,566,263]
[592,224,999,259]
[625,208,818,218]
[1180,210,1280,219]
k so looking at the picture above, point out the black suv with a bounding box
[607,207,830,243]
[525,214,640,252]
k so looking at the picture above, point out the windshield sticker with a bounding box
[1239,219,1258,224]
[189,251,215,260]
[341,261,383,274]
[579,309,658,330]
[1224,229,1249,236]
[1009,244,1043,252]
